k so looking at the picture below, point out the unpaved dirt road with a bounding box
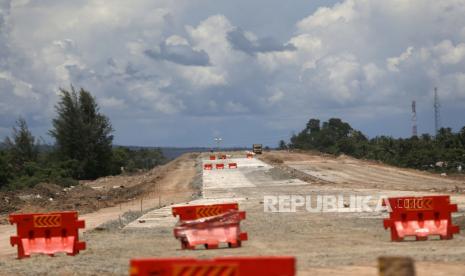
[1,150,465,275]
[0,153,199,263]
[261,151,465,193]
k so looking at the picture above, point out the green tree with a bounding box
[111,147,129,174]
[49,86,114,179]
[436,127,460,149]
[337,130,368,157]
[367,136,397,163]
[278,140,288,150]
[324,118,352,140]
[4,117,38,172]
[459,126,465,147]
[0,151,12,188]
[306,119,320,133]
[287,118,465,173]
[290,118,356,153]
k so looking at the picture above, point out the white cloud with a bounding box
[225,101,247,113]
[261,0,465,109]
[387,46,414,72]
[186,15,235,65]
[165,35,189,46]
[363,63,384,87]
[304,53,363,103]
[267,88,284,105]
[433,40,465,65]
[1,0,465,145]
[297,0,357,29]
[100,97,126,110]
[128,81,185,115]
[178,66,226,88]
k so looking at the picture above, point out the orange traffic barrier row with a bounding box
[203,163,237,170]
[208,155,228,160]
[130,256,296,276]
[9,211,86,259]
[7,172,461,276]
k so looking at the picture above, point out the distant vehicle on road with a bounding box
[253,144,263,154]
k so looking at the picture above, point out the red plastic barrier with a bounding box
[246,153,253,159]
[204,164,213,170]
[228,163,238,169]
[172,203,239,221]
[219,154,227,160]
[130,256,296,276]
[209,155,216,160]
[174,210,247,249]
[172,203,247,250]
[383,195,459,241]
[9,211,86,259]
[215,163,224,169]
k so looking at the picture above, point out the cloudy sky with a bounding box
[1,0,465,147]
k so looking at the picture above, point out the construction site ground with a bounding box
[1,150,465,275]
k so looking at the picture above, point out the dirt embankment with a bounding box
[0,153,201,224]
[258,151,331,185]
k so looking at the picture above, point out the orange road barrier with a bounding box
[172,203,239,221]
[215,164,225,169]
[209,155,216,160]
[246,153,253,159]
[172,203,247,249]
[204,164,213,170]
[130,256,296,276]
[219,154,227,160]
[9,211,86,259]
[228,163,238,169]
[383,195,459,241]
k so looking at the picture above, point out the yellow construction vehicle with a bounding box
[252,144,263,154]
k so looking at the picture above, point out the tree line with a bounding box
[280,118,465,172]
[0,87,166,190]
